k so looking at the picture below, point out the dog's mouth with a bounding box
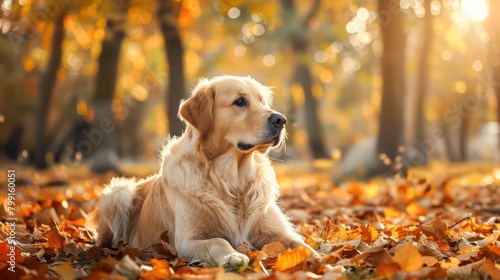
[237,131,283,151]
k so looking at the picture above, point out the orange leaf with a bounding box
[486,242,500,258]
[393,242,423,271]
[274,246,312,271]
[141,259,171,280]
[375,262,400,277]
[0,241,24,263]
[43,218,67,250]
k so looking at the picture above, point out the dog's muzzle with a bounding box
[237,113,287,151]
[268,113,287,134]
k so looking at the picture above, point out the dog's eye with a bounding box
[233,97,247,107]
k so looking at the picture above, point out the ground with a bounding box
[1,161,500,279]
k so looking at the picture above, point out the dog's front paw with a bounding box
[220,252,250,271]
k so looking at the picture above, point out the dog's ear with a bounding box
[179,82,214,134]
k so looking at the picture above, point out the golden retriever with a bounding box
[93,75,313,267]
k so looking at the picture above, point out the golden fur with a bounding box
[93,75,312,267]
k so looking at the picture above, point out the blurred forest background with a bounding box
[0,0,499,179]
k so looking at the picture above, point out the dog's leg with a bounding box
[177,238,249,267]
[250,205,318,255]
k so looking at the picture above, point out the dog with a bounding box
[93,75,313,267]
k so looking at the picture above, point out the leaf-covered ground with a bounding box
[1,162,500,279]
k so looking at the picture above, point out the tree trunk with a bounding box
[34,10,65,169]
[377,0,406,162]
[282,0,328,159]
[414,0,432,164]
[293,63,328,158]
[157,0,186,137]
[89,1,128,173]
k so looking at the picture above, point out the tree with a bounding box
[414,0,433,165]
[157,0,186,137]
[281,0,328,159]
[89,0,129,173]
[34,9,66,169]
[376,0,406,165]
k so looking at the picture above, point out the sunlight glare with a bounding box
[461,0,488,21]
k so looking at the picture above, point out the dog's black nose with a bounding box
[269,113,287,128]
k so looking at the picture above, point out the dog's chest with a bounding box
[216,181,266,246]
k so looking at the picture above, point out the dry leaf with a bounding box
[421,256,439,267]
[63,243,80,257]
[159,231,178,258]
[351,246,392,267]
[274,246,312,271]
[375,262,400,277]
[393,242,423,271]
[262,242,286,258]
[43,217,67,250]
[0,241,24,263]
[421,217,449,240]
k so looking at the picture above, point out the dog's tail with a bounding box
[95,177,137,247]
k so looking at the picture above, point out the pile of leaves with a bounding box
[0,163,499,279]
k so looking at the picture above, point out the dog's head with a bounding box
[179,76,286,156]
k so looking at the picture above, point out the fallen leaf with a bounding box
[393,242,423,271]
[141,259,172,280]
[421,256,439,267]
[375,262,400,277]
[43,218,67,250]
[0,241,24,263]
[159,231,178,258]
[421,217,449,240]
[262,242,286,258]
[63,243,80,257]
[274,246,312,271]
[351,246,392,267]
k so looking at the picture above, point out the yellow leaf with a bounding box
[274,246,312,271]
[393,242,423,271]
